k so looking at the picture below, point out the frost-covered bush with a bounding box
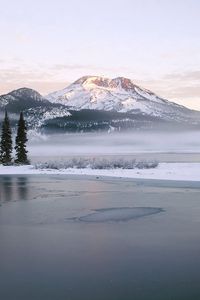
[35,158,159,170]
[135,160,159,169]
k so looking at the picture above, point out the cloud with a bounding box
[49,63,133,74]
[0,62,134,94]
[164,70,200,81]
[50,64,98,71]
[137,70,200,110]
[167,86,200,99]
[0,65,70,94]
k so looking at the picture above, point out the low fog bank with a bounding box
[28,130,200,163]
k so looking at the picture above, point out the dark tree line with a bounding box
[0,111,29,165]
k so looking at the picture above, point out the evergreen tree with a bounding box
[15,112,29,164]
[0,110,13,164]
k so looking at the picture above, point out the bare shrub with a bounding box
[35,158,159,170]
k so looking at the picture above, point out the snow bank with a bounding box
[0,163,200,182]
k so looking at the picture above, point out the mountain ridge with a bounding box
[0,76,200,132]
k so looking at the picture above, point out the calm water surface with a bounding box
[0,175,200,300]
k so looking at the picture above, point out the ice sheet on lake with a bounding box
[76,207,163,222]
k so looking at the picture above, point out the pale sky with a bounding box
[1,0,200,110]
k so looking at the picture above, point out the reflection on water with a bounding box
[0,176,29,202]
[0,176,13,202]
[16,177,28,200]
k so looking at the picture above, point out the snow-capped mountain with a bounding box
[0,88,49,111]
[0,78,200,133]
[46,76,192,122]
[0,88,70,130]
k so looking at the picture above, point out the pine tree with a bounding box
[0,110,13,164]
[15,112,29,164]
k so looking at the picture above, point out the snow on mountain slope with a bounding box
[46,76,189,120]
[25,106,71,129]
[0,87,71,129]
[0,88,48,108]
[1,78,199,132]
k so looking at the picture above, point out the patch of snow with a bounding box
[134,87,165,104]
[26,106,71,128]
[0,163,200,182]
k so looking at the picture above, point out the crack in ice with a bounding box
[73,207,163,223]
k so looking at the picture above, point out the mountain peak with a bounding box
[110,77,137,90]
[9,87,43,99]
[0,87,50,111]
[73,75,138,91]
[74,76,110,88]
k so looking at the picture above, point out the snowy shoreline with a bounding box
[0,163,200,181]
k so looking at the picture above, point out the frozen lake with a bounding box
[0,175,200,299]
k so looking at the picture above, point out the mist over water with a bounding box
[28,131,200,163]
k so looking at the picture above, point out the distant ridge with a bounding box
[0,76,200,132]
